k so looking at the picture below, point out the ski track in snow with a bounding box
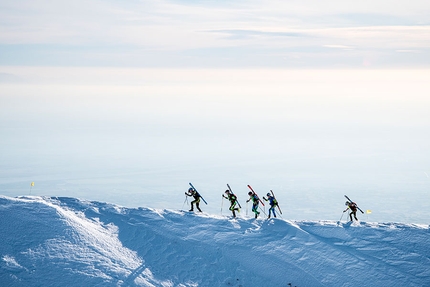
[0,195,429,287]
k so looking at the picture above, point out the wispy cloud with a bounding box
[323,45,354,50]
[0,0,429,67]
[208,29,306,40]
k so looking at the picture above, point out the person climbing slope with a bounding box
[185,187,202,212]
[344,201,358,221]
[246,191,260,219]
[263,193,278,219]
[223,190,240,218]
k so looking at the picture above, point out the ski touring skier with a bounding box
[185,187,202,212]
[223,190,240,218]
[344,201,358,222]
[246,191,260,218]
[263,193,278,219]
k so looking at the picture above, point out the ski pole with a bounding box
[221,195,224,215]
[182,195,188,210]
[343,211,351,222]
[246,201,248,216]
[339,211,344,222]
[182,196,186,210]
[259,206,267,216]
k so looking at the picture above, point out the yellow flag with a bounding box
[366,209,372,214]
[31,182,34,187]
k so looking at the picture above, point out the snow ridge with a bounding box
[0,195,429,287]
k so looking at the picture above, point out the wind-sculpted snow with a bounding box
[0,196,429,287]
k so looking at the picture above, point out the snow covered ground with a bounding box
[1,195,429,287]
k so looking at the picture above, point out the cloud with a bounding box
[396,49,420,53]
[209,29,306,39]
[323,45,354,50]
[0,0,429,67]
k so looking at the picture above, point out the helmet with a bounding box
[225,190,230,193]
[267,193,271,197]
[188,188,193,192]
[345,201,349,206]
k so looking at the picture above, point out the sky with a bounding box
[0,1,430,224]
[0,0,430,68]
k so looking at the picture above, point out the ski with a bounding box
[270,190,283,214]
[344,195,364,214]
[247,184,265,206]
[189,182,208,205]
[227,184,242,208]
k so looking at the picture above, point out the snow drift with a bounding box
[0,195,429,287]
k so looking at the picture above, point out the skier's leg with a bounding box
[229,202,236,211]
[253,203,260,218]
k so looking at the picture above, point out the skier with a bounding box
[246,191,260,218]
[223,190,240,218]
[263,193,278,219]
[185,187,202,212]
[344,201,358,221]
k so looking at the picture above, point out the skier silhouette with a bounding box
[223,190,239,218]
[185,187,202,212]
[246,191,260,218]
[344,201,358,221]
[263,193,278,219]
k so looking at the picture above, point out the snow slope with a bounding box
[0,196,429,287]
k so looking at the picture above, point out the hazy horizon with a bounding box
[1,67,429,224]
[1,0,429,224]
